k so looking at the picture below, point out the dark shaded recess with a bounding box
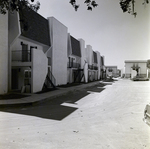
[101,56,104,66]
[70,36,81,57]
[93,51,97,63]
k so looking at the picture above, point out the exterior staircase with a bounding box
[74,69,84,83]
[43,68,56,90]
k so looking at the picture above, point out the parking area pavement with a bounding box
[0,79,150,149]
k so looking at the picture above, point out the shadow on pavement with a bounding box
[85,86,105,93]
[0,94,30,100]
[0,84,106,121]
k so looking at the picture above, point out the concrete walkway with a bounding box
[0,81,102,106]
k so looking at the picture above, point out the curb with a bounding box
[0,81,101,108]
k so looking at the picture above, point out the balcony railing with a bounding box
[68,62,80,69]
[12,50,31,62]
[88,65,98,70]
[94,66,98,70]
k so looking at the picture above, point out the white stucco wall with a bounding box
[67,33,72,56]
[10,36,49,92]
[79,39,88,82]
[11,38,44,64]
[125,63,132,73]
[96,51,101,80]
[139,63,147,74]
[8,11,20,45]
[131,70,137,79]
[84,63,88,83]
[48,17,68,86]
[32,48,48,93]
[86,45,93,65]
[79,39,87,69]
[0,13,8,94]
[8,12,20,91]
[11,38,43,52]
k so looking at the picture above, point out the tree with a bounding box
[69,0,98,11]
[69,0,149,17]
[119,0,149,17]
[0,0,40,32]
[0,0,40,14]
[0,0,149,16]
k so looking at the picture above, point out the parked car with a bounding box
[143,103,150,126]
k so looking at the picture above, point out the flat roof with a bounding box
[125,60,147,63]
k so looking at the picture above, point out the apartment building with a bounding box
[9,9,51,93]
[0,9,106,94]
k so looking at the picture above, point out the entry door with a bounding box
[11,69,18,90]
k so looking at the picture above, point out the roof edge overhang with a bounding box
[19,35,50,49]
[125,60,147,63]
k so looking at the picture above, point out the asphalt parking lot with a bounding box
[0,79,150,149]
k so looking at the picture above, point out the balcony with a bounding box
[12,50,31,62]
[68,62,80,69]
[94,66,98,70]
[88,65,98,70]
[88,65,93,70]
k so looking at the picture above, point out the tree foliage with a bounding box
[120,0,149,17]
[0,0,149,16]
[69,0,98,11]
[70,0,149,17]
[0,0,40,14]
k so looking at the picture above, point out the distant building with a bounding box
[124,60,148,78]
[105,66,118,77]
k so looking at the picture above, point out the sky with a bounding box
[37,0,150,69]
